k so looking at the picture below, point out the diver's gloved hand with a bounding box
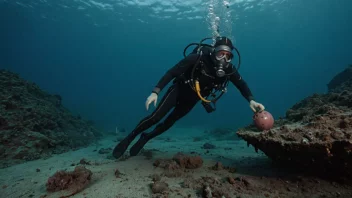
[249,100,265,112]
[145,93,158,111]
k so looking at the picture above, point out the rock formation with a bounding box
[237,65,352,179]
[0,70,103,168]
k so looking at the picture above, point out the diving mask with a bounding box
[212,45,233,77]
[214,45,233,63]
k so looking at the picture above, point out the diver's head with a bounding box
[211,36,234,77]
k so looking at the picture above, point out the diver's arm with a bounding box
[229,69,255,102]
[152,54,198,94]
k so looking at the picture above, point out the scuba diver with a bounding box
[113,36,265,159]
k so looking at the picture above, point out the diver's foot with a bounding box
[112,138,133,159]
[129,133,149,157]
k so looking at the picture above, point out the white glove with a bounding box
[249,100,265,112]
[145,93,158,111]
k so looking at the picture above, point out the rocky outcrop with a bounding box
[327,64,352,92]
[236,65,352,179]
[0,70,103,168]
[46,165,93,197]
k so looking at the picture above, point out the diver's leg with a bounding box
[112,85,179,159]
[129,97,199,156]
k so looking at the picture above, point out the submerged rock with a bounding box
[204,127,242,141]
[153,152,203,178]
[46,165,93,196]
[237,65,352,179]
[0,69,103,168]
[327,64,352,92]
[202,143,216,149]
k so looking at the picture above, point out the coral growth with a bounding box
[46,165,92,197]
[0,70,102,168]
[237,65,352,179]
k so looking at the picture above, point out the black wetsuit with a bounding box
[113,53,255,159]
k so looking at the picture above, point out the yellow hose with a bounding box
[195,80,211,103]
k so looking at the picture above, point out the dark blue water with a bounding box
[1,0,351,133]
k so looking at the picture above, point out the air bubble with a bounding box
[206,0,234,43]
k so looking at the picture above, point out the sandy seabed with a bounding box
[1,127,351,198]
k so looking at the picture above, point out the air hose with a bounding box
[195,80,212,103]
